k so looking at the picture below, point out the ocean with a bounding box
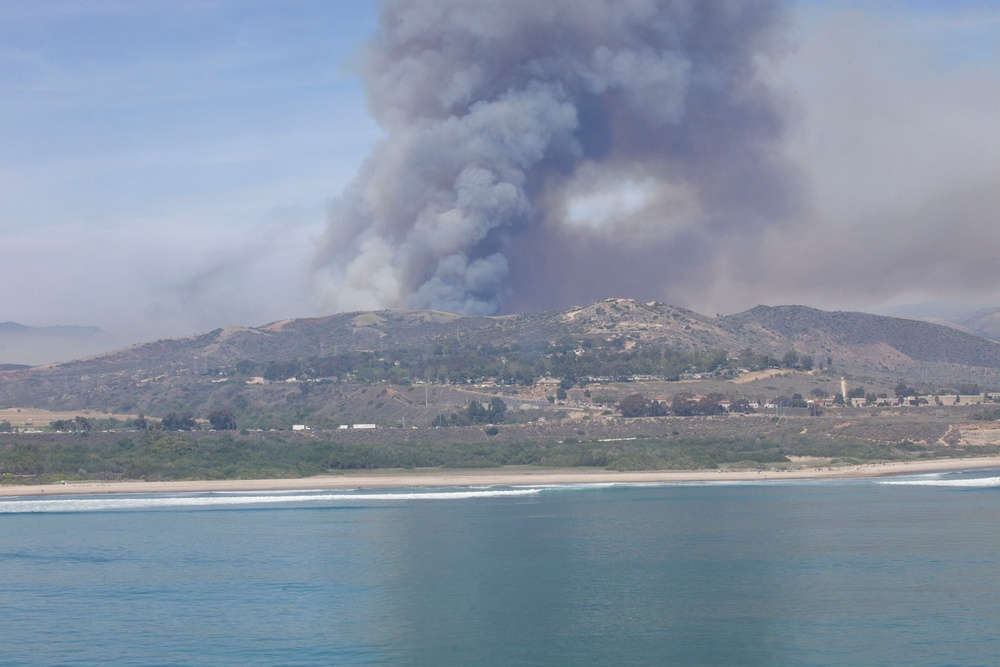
[3,470,1000,666]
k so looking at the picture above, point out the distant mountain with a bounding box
[0,363,30,372]
[3,299,1000,419]
[877,302,1000,343]
[878,301,978,321]
[0,322,118,366]
[954,307,1000,342]
[721,305,1000,370]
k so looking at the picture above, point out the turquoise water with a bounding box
[3,471,1000,666]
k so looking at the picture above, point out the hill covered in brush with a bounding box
[3,299,1000,426]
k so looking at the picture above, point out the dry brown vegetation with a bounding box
[0,407,136,428]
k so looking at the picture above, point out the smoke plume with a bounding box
[313,0,800,314]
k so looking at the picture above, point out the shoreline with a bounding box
[3,456,1000,497]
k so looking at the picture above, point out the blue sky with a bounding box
[1,0,380,341]
[3,0,1000,344]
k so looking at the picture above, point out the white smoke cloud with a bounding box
[313,0,797,315]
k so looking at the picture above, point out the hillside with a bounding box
[878,303,1000,343]
[3,299,1000,426]
[956,307,1000,342]
[721,305,1000,376]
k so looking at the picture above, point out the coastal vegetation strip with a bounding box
[1,421,996,485]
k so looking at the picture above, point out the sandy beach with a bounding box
[3,457,1000,497]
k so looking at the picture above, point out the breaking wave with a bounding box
[10,472,989,513]
[877,476,1000,488]
[0,488,542,514]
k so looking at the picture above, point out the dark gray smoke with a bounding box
[314,0,801,314]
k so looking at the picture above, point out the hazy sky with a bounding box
[3,0,1000,344]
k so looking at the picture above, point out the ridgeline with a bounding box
[4,298,1000,481]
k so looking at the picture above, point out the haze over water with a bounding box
[4,472,1000,665]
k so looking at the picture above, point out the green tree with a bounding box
[670,393,722,416]
[488,397,507,423]
[162,412,197,431]
[619,393,653,418]
[207,408,237,431]
[671,393,697,416]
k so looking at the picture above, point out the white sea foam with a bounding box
[521,479,856,491]
[0,488,542,513]
[877,476,1000,488]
